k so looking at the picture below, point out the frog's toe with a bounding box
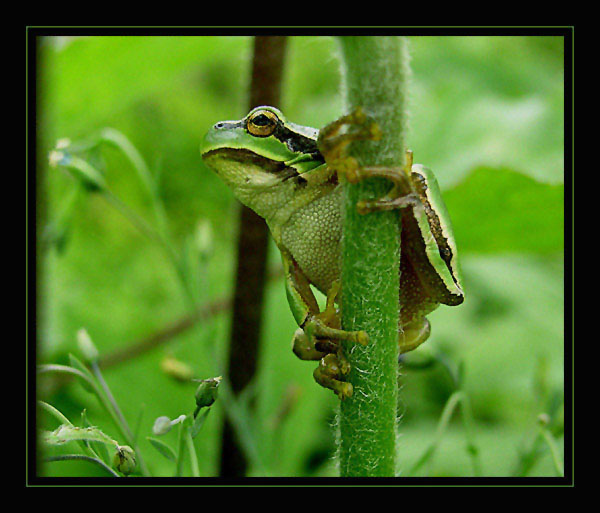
[336,382,354,400]
[313,353,354,400]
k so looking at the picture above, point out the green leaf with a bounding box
[42,424,119,448]
[445,167,564,254]
[68,353,96,393]
[38,401,72,426]
[147,436,177,461]
[52,152,108,192]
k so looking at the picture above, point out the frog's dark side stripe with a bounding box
[401,209,463,306]
[411,172,457,280]
[408,170,463,302]
[247,115,324,159]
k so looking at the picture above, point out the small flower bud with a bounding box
[56,138,71,149]
[77,328,99,363]
[113,445,136,475]
[194,376,222,409]
[537,413,551,427]
[49,150,68,168]
[152,416,173,436]
[194,219,213,259]
[160,355,194,382]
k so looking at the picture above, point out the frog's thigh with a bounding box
[399,318,431,354]
[282,252,320,327]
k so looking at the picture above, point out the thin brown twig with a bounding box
[99,298,231,369]
[37,298,229,398]
[38,268,284,398]
[219,35,288,478]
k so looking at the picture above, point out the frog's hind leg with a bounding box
[399,317,431,354]
[303,280,369,346]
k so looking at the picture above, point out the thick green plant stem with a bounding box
[337,36,409,477]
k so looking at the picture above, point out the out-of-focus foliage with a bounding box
[37,35,564,477]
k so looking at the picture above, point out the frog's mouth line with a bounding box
[203,147,303,184]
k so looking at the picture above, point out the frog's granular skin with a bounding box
[281,187,343,296]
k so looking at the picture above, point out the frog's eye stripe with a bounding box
[247,109,279,137]
[272,124,323,160]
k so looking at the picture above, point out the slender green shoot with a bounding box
[50,136,197,306]
[539,426,564,477]
[185,427,200,477]
[44,454,120,477]
[37,362,150,476]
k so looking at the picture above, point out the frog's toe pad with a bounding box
[337,382,353,400]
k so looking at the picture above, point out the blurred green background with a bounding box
[36,35,565,477]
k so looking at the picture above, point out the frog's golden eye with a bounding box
[247,109,279,137]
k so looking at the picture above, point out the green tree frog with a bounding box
[201,106,464,399]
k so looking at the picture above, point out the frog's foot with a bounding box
[399,318,431,354]
[313,353,353,400]
[293,325,352,398]
[353,150,420,215]
[293,281,366,399]
[317,107,382,182]
[357,188,420,215]
[304,280,369,347]
[294,324,356,400]
[292,328,326,361]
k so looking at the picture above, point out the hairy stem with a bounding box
[337,36,409,477]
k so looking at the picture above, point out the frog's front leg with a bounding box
[317,107,382,183]
[292,326,353,400]
[318,110,417,213]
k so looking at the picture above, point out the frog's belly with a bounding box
[280,193,342,295]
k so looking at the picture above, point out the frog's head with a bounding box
[201,106,324,192]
